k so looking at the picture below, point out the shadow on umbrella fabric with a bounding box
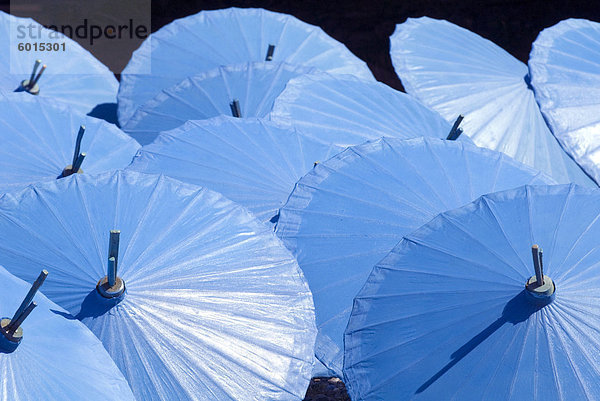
[87,103,119,125]
[417,290,541,394]
[52,289,124,321]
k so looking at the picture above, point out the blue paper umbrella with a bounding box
[127,116,342,222]
[345,184,600,400]
[122,62,317,145]
[118,7,374,125]
[0,11,118,116]
[269,71,459,147]
[390,17,595,187]
[529,19,600,184]
[0,266,135,400]
[275,137,554,377]
[0,93,139,194]
[0,170,316,401]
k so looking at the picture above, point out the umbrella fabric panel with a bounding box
[127,116,343,223]
[390,16,595,187]
[122,62,317,145]
[276,137,554,377]
[268,71,457,147]
[0,11,118,115]
[0,170,316,401]
[118,7,374,125]
[0,265,135,401]
[529,19,600,184]
[0,93,140,194]
[345,184,600,400]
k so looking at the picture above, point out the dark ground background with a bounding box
[150,0,600,91]
[1,1,599,400]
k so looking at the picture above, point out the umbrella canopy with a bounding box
[390,16,595,187]
[269,71,457,147]
[0,11,118,116]
[344,184,600,400]
[122,62,317,145]
[529,19,600,184]
[275,137,554,377]
[0,93,140,194]
[0,265,135,400]
[118,7,374,126]
[0,170,316,401]
[127,116,342,222]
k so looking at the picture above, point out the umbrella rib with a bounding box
[3,101,64,168]
[506,315,534,400]
[119,176,181,271]
[364,139,449,209]
[253,64,288,117]
[553,205,600,281]
[558,248,600,288]
[136,299,302,399]
[546,185,575,272]
[293,181,434,222]
[421,213,527,280]
[284,26,318,64]
[36,97,72,166]
[231,11,253,59]
[541,309,565,400]
[423,139,462,207]
[191,121,295,185]
[74,178,105,273]
[141,145,288,192]
[31,187,99,282]
[287,84,405,134]
[126,188,208,277]
[188,75,229,115]
[227,120,302,182]
[481,196,532,269]
[544,307,588,399]
[478,321,524,400]
[309,157,441,216]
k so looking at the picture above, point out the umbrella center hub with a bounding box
[96,276,125,299]
[525,275,555,305]
[0,318,23,352]
[19,79,40,95]
[61,165,84,177]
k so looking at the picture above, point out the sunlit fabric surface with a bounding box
[529,19,600,184]
[0,265,135,401]
[345,184,600,400]
[0,170,316,401]
[122,62,316,145]
[269,71,459,147]
[118,7,374,125]
[0,11,118,115]
[275,137,554,377]
[0,93,139,194]
[128,116,342,223]
[390,17,595,187]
